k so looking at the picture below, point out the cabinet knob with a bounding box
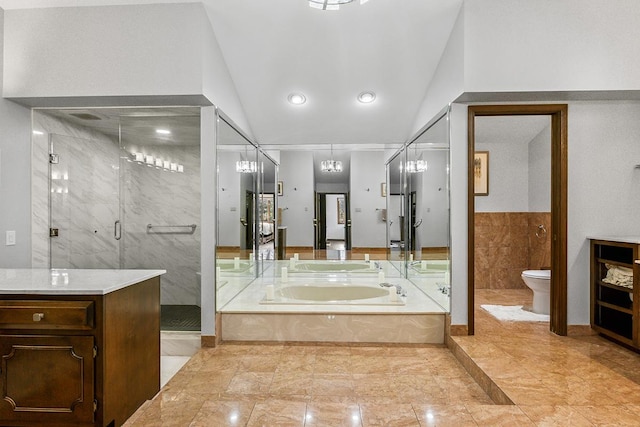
[32,313,45,322]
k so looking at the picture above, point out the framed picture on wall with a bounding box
[474,151,489,196]
[337,197,345,224]
[277,181,283,196]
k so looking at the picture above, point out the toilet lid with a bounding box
[522,270,551,279]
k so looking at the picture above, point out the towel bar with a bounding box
[146,224,197,235]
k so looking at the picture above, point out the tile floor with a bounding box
[126,288,640,426]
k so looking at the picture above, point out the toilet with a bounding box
[521,270,551,315]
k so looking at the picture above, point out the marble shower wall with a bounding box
[474,212,551,289]
[32,111,121,268]
[122,145,201,306]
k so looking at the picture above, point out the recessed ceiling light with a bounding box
[156,129,171,135]
[358,91,376,103]
[288,93,307,105]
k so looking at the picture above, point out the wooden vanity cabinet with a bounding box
[590,239,639,348]
[0,276,160,427]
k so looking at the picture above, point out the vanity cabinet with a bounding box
[0,273,161,427]
[590,239,639,348]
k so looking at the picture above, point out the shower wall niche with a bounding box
[32,108,201,308]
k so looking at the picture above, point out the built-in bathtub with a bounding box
[288,261,377,273]
[259,283,405,306]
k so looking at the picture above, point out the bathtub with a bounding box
[260,283,405,306]
[289,261,377,273]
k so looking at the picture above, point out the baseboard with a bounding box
[201,335,217,348]
[351,247,387,254]
[567,324,597,336]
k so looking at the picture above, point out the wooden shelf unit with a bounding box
[590,239,639,348]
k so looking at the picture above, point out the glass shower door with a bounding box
[49,133,122,269]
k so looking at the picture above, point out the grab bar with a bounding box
[146,224,197,235]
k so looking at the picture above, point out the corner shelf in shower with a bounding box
[590,238,640,348]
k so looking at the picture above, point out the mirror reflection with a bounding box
[215,106,452,332]
[216,115,258,309]
[405,112,451,310]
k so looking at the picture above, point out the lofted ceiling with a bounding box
[0,0,464,146]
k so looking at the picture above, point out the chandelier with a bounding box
[309,0,369,11]
[321,145,343,173]
[236,160,257,173]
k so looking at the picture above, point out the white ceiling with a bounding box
[0,0,464,146]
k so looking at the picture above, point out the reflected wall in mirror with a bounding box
[404,109,451,311]
[216,113,259,310]
[386,150,406,270]
[274,147,388,261]
[258,149,278,272]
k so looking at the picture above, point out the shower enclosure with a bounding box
[35,107,202,331]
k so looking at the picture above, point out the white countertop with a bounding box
[588,236,640,244]
[0,268,166,295]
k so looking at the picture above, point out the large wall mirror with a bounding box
[385,106,451,311]
[405,110,451,310]
[257,149,278,273]
[216,113,259,310]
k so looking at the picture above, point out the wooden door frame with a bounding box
[467,104,568,336]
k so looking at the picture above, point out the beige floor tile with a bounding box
[238,354,281,372]
[305,402,363,427]
[518,405,595,427]
[578,405,640,426]
[226,372,273,394]
[412,404,478,427]
[246,399,307,427]
[359,403,421,426]
[314,355,352,374]
[277,354,316,373]
[189,400,255,427]
[312,374,355,396]
[270,371,314,395]
[465,404,535,426]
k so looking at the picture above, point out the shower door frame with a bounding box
[467,104,568,336]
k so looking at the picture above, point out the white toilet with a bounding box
[521,270,551,315]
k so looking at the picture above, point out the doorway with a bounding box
[467,104,568,336]
[314,192,351,257]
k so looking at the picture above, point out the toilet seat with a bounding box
[522,270,550,279]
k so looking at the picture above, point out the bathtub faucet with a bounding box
[379,283,406,297]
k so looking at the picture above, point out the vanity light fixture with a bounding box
[309,0,370,10]
[357,91,376,104]
[321,144,343,173]
[32,130,44,135]
[155,129,171,135]
[145,155,154,167]
[287,93,306,105]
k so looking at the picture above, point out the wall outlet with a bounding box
[6,230,16,246]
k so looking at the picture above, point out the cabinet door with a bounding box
[0,335,95,425]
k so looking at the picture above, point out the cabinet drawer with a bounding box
[0,301,94,330]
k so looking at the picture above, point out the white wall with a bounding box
[325,194,343,240]
[3,3,253,138]
[350,151,386,248]
[217,151,242,246]
[0,9,34,268]
[475,130,529,213]
[449,103,468,325]
[567,101,640,325]
[528,124,551,212]
[279,151,314,246]
[410,3,464,136]
[464,0,640,94]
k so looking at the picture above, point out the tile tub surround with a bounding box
[219,273,446,344]
[474,212,551,289]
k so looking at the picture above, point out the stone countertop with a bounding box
[588,236,640,245]
[0,268,166,295]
